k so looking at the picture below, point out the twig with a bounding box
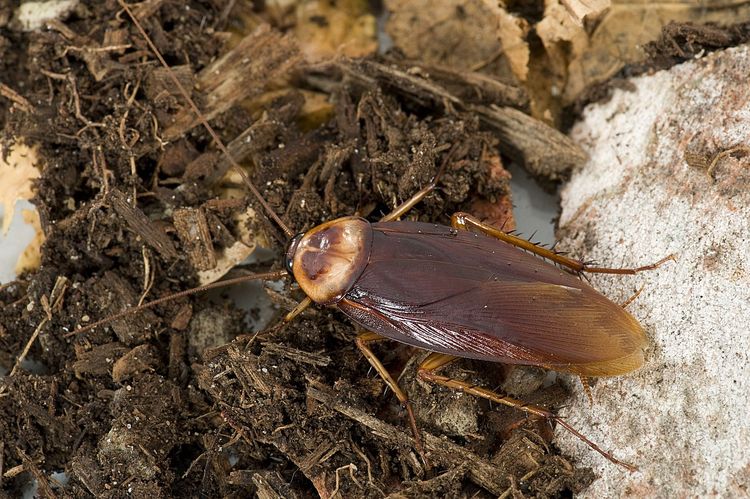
[0,82,34,113]
[10,277,68,376]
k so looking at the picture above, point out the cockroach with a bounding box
[79,1,675,473]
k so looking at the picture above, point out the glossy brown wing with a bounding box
[337,221,647,377]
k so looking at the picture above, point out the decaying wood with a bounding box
[260,342,331,367]
[112,343,161,382]
[68,455,105,497]
[472,104,588,180]
[164,25,300,140]
[399,59,530,110]
[92,271,160,345]
[337,58,585,180]
[144,65,195,102]
[73,342,129,378]
[173,207,216,271]
[109,188,178,259]
[251,471,301,499]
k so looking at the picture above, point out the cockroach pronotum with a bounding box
[76,1,676,474]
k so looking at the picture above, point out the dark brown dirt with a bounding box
[567,20,750,128]
[0,2,596,497]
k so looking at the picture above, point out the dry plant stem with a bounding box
[117,0,293,238]
[10,277,68,376]
[0,82,34,113]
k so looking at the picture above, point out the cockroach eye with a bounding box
[286,233,304,274]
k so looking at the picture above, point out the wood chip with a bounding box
[112,344,161,383]
[92,271,160,345]
[173,207,216,271]
[73,342,128,377]
[109,188,178,259]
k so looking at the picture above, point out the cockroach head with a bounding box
[286,216,372,305]
[285,233,304,275]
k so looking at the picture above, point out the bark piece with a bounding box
[112,344,161,383]
[173,207,216,271]
[163,25,300,140]
[73,342,128,378]
[472,104,587,180]
[92,271,159,345]
[109,188,178,259]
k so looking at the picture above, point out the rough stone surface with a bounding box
[556,45,750,497]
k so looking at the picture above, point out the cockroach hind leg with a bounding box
[579,376,594,405]
[417,353,638,472]
[354,332,431,471]
[620,285,645,309]
[581,253,677,276]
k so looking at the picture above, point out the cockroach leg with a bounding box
[579,376,594,404]
[451,212,675,275]
[417,352,638,472]
[284,296,313,322]
[354,331,429,469]
[620,286,645,309]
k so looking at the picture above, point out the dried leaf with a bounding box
[494,5,530,82]
[386,0,528,82]
[564,1,750,102]
[0,142,40,235]
[537,1,591,45]
[558,0,610,26]
[294,0,377,61]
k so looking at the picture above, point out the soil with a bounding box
[568,20,750,125]
[0,2,611,498]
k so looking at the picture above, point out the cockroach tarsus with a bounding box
[81,0,677,476]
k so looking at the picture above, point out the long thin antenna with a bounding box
[65,270,288,337]
[118,0,294,238]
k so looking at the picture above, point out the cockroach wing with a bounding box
[337,221,647,377]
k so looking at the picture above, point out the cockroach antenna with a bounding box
[66,270,287,337]
[117,0,294,239]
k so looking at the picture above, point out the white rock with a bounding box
[13,0,78,31]
[557,45,750,497]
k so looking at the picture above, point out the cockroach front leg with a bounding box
[451,212,675,275]
[417,352,638,472]
[354,332,428,467]
[284,296,313,322]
